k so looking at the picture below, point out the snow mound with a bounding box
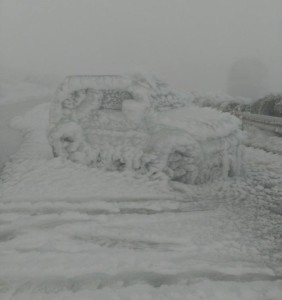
[48,75,244,184]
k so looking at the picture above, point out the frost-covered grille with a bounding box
[100,89,134,110]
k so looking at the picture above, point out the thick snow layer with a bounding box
[1,102,282,299]
[48,75,244,184]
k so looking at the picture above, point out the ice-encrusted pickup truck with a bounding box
[48,74,244,184]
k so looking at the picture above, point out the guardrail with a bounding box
[241,112,282,135]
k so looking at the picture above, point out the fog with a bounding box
[2,2,282,297]
[1,0,282,94]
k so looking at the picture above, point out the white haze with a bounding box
[0,0,281,94]
[1,2,282,299]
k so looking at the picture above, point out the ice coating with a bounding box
[48,74,244,184]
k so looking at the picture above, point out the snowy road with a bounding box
[0,102,282,299]
[1,166,282,299]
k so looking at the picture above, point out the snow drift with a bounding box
[48,75,244,184]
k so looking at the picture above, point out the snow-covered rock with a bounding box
[48,75,244,184]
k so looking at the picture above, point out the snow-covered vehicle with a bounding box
[48,74,244,184]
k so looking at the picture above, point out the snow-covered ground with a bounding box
[0,75,282,299]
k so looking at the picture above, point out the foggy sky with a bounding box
[1,0,281,94]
